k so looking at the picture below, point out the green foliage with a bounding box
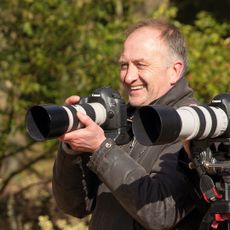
[0,0,145,106]
[183,12,230,102]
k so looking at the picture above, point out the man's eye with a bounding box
[137,63,146,69]
[120,63,128,70]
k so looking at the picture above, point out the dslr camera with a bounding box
[25,87,130,145]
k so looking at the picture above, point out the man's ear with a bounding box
[169,60,184,85]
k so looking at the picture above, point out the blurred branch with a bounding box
[0,144,56,195]
[18,178,52,195]
[0,141,36,162]
[114,0,123,17]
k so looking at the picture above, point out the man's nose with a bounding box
[124,64,138,84]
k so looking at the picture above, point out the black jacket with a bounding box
[52,78,207,229]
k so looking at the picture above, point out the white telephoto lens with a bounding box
[88,102,107,125]
[209,106,228,138]
[177,106,201,140]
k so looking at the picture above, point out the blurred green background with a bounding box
[0,0,230,229]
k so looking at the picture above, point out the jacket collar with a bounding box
[153,77,195,108]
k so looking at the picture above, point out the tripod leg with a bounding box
[218,219,230,230]
[199,212,213,230]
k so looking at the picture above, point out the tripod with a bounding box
[190,140,230,229]
[199,175,230,229]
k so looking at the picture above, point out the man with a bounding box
[52,19,205,229]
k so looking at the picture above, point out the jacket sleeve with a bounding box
[52,142,99,218]
[87,138,197,230]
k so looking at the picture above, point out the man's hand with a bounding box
[58,95,106,153]
[182,140,192,160]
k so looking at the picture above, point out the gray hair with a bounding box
[126,19,188,77]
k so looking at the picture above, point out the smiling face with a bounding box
[119,27,183,107]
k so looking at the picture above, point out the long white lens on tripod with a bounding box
[132,105,229,146]
[177,106,228,140]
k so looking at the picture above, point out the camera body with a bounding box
[81,87,127,131]
[209,93,230,139]
[25,87,131,145]
[80,87,130,144]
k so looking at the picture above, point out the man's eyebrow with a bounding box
[118,56,125,63]
[118,58,147,63]
[133,58,146,63]
[118,59,125,63]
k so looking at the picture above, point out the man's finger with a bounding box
[77,111,94,126]
[65,95,80,105]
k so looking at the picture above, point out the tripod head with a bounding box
[190,138,230,230]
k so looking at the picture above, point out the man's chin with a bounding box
[129,99,145,107]
[128,91,147,106]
